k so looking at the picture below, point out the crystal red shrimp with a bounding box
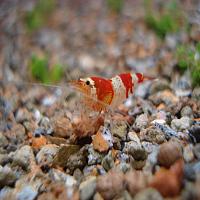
[70,72,155,112]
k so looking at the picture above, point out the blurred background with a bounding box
[0,0,200,88]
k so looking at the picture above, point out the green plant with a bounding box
[25,0,55,32]
[107,0,124,14]
[29,55,63,83]
[144,0,184,39]
[176,43,200,87]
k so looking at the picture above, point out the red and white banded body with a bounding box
[71,72,153,112]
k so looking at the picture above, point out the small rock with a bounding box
[101,150,114,171]
[16,185,38,200]
[157,141,182,168]
[10,124,26,143]
[193,144,200,159]
[92,127,110,153]
[140,128,165,144]
[141,141,158,154]
[125,170,147,196]
[111,120,127,140]
[87,145,104,165]
[188,126,200,143]
[149,160,184,197]
[12,145,36,170]
[192,87,200,101]
[52,116,73,138]
[135,114,148,130]
[181,106,193,118]
[123,141,147,161]
[83,165,106,177]
[96,170,124,200]
[79,176,96,200]
[183,144,194,162]
[0,132,8,148]
[133,188,163,200]
[149,79,171,94]
[15,108,31,123]
[132,159,146,170]
[36,144,59,166]
[66,147,87,173]
[39,116,53,135]
[127,131,140,143]
[49,168,77,187]
[171,117,192,131]
[181,182,198,200]
[31,135,47,149]
[93,192,104,200]
[0,165,17,188]
[115,162,131,173]
[184,164,196,182]
[52,144,80,167]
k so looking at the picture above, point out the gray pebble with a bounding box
[171,117,192,131]
[101,150,114,171]
[79,176,96,200]
[12,145,35,170]
[0,165,17,188]
[36,144,59,166]
[0,132,8,148]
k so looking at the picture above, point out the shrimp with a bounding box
[70,72,156,112]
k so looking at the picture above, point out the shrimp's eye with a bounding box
[86,80,90,85]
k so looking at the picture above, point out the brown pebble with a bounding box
[125,170,147,196]
[157,140,182,168]
[149,159,184,197]
[92,127,109,153]
[52,116,73,138]
[96,170,124,200]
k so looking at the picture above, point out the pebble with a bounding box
[16,185,38,200]
[101,150,114,171]
[181,182,198,200]
[171,117,192,131]
[0,165,17,188]
[135,114,149,130]
[192,87,200,101]
[87,145,104,165]
[11,124,26,143]
[49,168,77,187]
[133,188,163,200]
[111,120,127,140]
[149,160,184,197]
[184,164,196,182]
[193,143,200,159]
[183,144,194,163]
[15,108,31,123]
[92,127,110,153]
[149,79,171,94]
[66,147,87,173]
[157,141,183,168]
[0,132,8,148]
[12,145,36,170]
[115,162,131,173]
[181,106,193,118]
[125,170,147,196]
[123,141,147,161]
[36,144,59,166]
[52,116,73,138]
[127,131,140,143]
[96,170,124,200]
[79,176,96,200]
[52,144,80,167]
[140,128,165,144]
